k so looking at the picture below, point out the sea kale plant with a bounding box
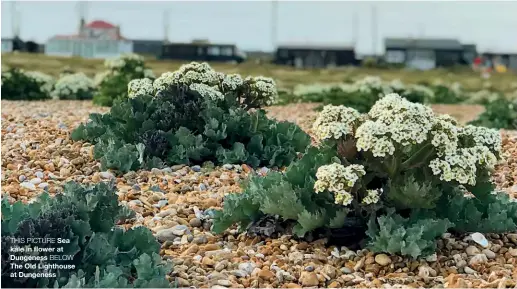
[286,76,433,112]
[1,68,54,100]
[1,182,171,288]
[72,62,309,173]
[51,72,96,100]
[213,93,517,258]
[93,53,155,106]
[468,96,517,130]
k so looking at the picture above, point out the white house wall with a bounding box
[1,40,13,52]
[45,38,134,59]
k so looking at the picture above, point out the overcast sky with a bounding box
[2,1,517,54]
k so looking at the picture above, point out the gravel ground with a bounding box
[2,100,517,288]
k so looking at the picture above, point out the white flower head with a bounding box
[189,83,224,101]
[128,78,154,98]
[25,71,55,93]
[314,163,366,206]
[362,188,383,205]
[313,105,362,141]
[52,72,94,99]
[244,76,278,105]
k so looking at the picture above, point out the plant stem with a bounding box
[400,142,434,169]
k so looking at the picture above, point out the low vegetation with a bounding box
[72,62,310,173]
[213,94,517,258]
[1,182,171,288]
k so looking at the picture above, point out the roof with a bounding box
[163,42,237,47]
[85,20,116,29]
[132,39,165,44]
[385,38,463,50]
[277,42,355,51]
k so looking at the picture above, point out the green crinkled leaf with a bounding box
[216,142,249,164]
[432,189,517,233]
[366,210,452,258]
[387,174,442,209]
[1,181,169,288]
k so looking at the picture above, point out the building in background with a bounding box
[482,52,517,72]
[132,39,164,58]
[384,38,468,70]
[1,38,15,52]
[45,19,133,59]
[159,41,246,63]
[461,44,478,65]
[274,43,357,68]
[2,36,42,53]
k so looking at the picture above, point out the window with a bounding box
[385,50,405,63]
[221,46,233,56]
[207,46,220,56]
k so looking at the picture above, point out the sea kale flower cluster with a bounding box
[23,71,55,93]
[52,73,95,100]
[312,93,503,208]
[313,105,363,141]
[314,163,366,206]
[131,62,278,108]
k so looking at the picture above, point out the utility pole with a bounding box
[271,0,278,52]
[11,1,19,38]
[371,4,377,56]
[163,10,170,43]
[77,1,87,34]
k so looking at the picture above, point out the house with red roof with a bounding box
[45,19,133,59]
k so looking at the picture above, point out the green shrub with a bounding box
[427,83,466,104]
[93,54,155,107]
[1,182,171,288]
[468,96,517,129]
[213,93,516,258]
[51,73,96,100]
[72,62,309,173]
[1,68,54,100]
[288,77,432,113]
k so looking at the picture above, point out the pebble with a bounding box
[198,183,207,191]
[153,200,168,208]
[374,254,391,266]
[304,265,315,272]
[216,279,232,287]
[300,272,319,287]
[99,171,114,179]
[18,175,26,182]
[466,245,480,256]
[171,225,189,236]
[482,249,496,259]
[155,226,188,242]
[20,182,36,190]
[38,182,49,189]
[464,266,477,274]
[35,171,44,179]
[156,208,177,218]
[191,165,201,172]
[189,218,202,227]
[469,254,488,266]
[509,248,517,257]
[238,262,256,276]
[222,164,233,170]
[192,235,208,245]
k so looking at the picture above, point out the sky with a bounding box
[1,1,517,55]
